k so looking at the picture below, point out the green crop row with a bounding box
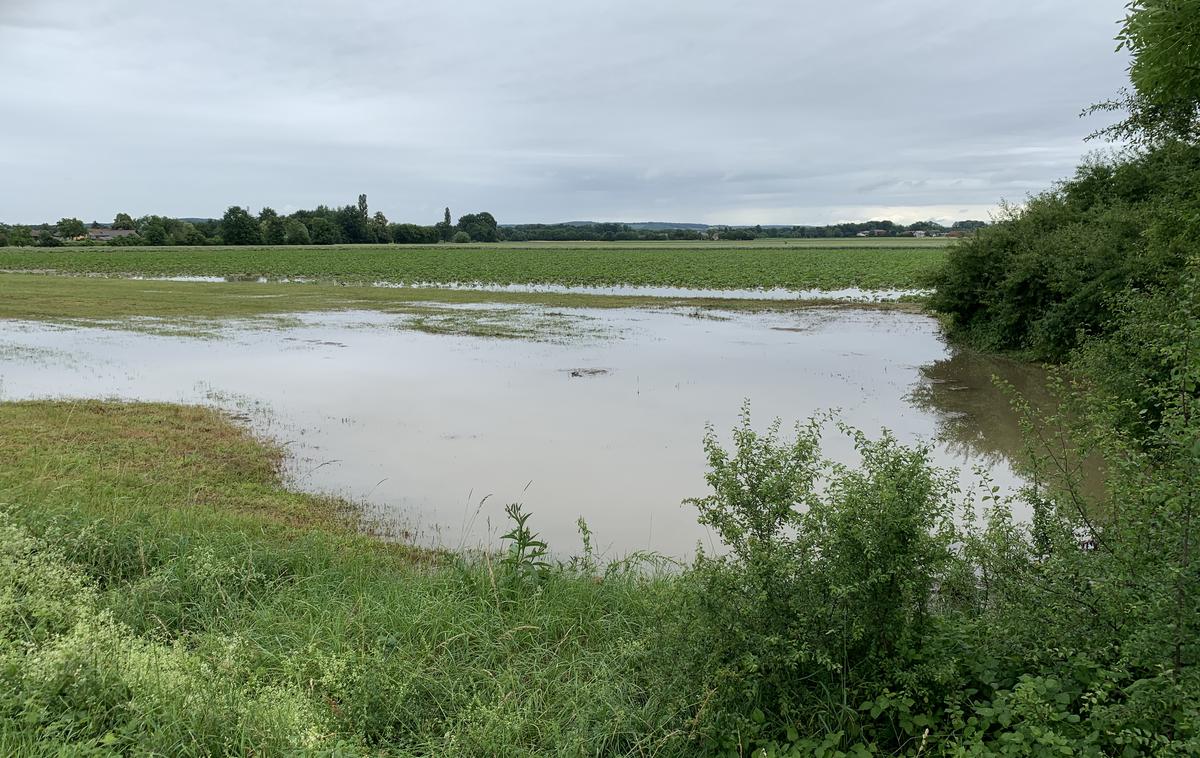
[0,242,946,291]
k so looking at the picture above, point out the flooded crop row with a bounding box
[108,274,932,301]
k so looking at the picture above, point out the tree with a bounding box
[141,218,169,245]
[38,230,64,247]
[56,217,86,240]
[358,194,369,220]
[180,225,208,246]
[436,207,455,242]
[1091,1,1200,143]
[451,230,471,243]
[8,226,34,247]
[456,212,498,242]
[389,223,438,244]
[284,219,311,245]
[370,211,389,243]
[309,217,340,245]
[334,204,369,243]
[221,206,262,245]
[108,233,145,246]
[112,213,136,230]
[951,220,988,231]
[261,213,286,245]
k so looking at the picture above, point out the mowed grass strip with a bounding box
[0,241,947,290]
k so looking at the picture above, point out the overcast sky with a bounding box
[1,0,1130,226]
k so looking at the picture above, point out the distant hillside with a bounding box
[537,221,710,231]
[627,222,710,231]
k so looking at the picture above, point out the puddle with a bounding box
[1,307,1040,557]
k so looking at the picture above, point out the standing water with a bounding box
[0,306,1039,556]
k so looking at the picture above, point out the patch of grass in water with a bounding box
[400,304,610,342]
[0,272,927,341]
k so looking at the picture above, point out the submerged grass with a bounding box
[0,272,924,338]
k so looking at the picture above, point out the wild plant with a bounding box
[499,503,549,595]
[681,403,963,751]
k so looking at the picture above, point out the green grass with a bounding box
[0,273,924,338]
[0,240,947,290]
[0,401,693,756]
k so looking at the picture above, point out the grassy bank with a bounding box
[0,401,689,755]
[0,241,946,291]
[3,388,1196,754]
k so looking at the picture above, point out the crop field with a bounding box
[0,240,948,290]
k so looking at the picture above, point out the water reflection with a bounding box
[909,350,1054,464]
[1,307,1051,556]
[910,350,1105,498]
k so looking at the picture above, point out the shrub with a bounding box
[679,406,963,751]
[930,142,1200,361]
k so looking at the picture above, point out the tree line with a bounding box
[0,197,499,247]
[0,200,985,247]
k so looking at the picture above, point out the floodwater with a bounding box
[118,275,929,301]
[1,306,1040,557]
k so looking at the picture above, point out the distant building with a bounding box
[87,228,139,242]
[913,230,926,237]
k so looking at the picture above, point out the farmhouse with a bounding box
[88,228,139,242]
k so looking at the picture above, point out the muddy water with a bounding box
[119,275,929,301]
[1,307,1039,557]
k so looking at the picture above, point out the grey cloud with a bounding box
[0,0,1130,225]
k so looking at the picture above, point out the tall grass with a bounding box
[4,393,1198,754]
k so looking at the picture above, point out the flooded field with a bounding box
[0,305,1039,556]
[114,275,930,302]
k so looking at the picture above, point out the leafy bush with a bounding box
[679,406,964,751]
[930,142,1200,361]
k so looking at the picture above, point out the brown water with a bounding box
[0,306,1045,557]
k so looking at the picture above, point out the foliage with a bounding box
[930,142,1200,361]
[499,220,983,242]
[259,207,286,245]
[37,230,63,247]
[389,222,439,244]
[4,225,33,247]
[1093,1,1200,144]
[308,216,340,245]
[499,503,550,596]
[457,212,499,242]
[56,217,86,239]
[283,219,310,245]
[220,206,262,246]
[680,408,963,752]
[0,240,946,290]
[451,230,472,244]
[0,401,684,756]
